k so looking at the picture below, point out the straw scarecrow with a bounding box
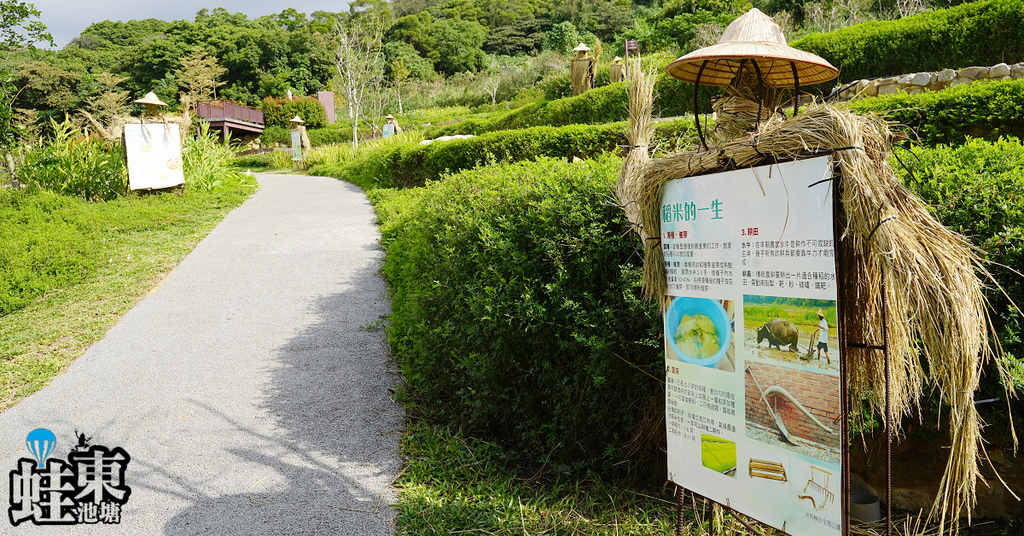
[83,90,191,144]
[619,8,1017,533]
[610,56,624,83]
[570,42,596,96]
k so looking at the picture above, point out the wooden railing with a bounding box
[195,101,264,126]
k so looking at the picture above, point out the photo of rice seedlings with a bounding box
[700,434,737,477]
[665,296,736,372]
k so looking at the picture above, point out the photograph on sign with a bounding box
[665,297,735,372]
[661,156,842,536]
[745,298,839,371]
[124,123,185,190]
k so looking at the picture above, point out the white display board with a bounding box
[662,156,843,535]
[124,123,185,190]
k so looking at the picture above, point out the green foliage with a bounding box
[311,123,621,189]
[258,96,328,128]
[430,18,488,75]
[434,72,713,137]
[260,125,289,146]
[19,119,127,201]
[894,137,1024,405]
[375,156,664,476]
[846,79,1024,146]
[182,123,248,191]
[792,0,1024,83]
[0,188,97,315]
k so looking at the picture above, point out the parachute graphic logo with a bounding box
[25,428,56,468]
[9,429,132,526]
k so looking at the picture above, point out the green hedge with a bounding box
[423,73,718,138]
[793,0,1024,83]
[894,137,1024,400]
[310,118,699,190]
[373,155,663,476]
[846,79,1024,146]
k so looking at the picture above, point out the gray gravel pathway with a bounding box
[0,174,402,535]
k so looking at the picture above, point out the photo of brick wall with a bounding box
[744,360,841,463]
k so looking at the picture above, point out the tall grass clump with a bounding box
[374,155,665,479]
[183,123,248,191]
[19,119,127,201]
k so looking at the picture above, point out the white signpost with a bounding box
[124,123,185,190]
[661,156,843,535]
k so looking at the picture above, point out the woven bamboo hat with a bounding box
[134,91,167,107]
[573,42,591,52]
[665,8,838,87]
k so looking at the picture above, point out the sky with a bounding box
[32,0,351,49]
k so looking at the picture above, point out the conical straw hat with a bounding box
[289,115,304,123]
[573,42,591,52]
[134,91,167,106]
[665,8,838,87]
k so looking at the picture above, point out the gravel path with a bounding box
[0,174,402,535]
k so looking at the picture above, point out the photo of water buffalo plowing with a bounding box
[742,296,839,372]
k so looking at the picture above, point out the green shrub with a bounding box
[261,125,289,146]
[258,96,328,128]
[847,79,1024,146]
[428,73,722,138]
[374,155,663,476]
[306,124,354,146]
[793,0,1024,83]
[19,119,127,201]
[310,118,700,190]
[183,123,248,191]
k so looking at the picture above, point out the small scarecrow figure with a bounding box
[609,56,624,83]
[383,114,402,138]
[134,91,168,118]
[570,42,595,96]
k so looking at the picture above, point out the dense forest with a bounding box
[1,0,945,137]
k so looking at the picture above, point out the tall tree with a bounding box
[0,0,52,148]
[333,7,388,147]
[174,46,227,108]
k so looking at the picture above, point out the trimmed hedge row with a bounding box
[793,0,1024,84]
[310,118,698,190]
[422,73,717,138]
[372,155,664,477]
[846,79,1024,146]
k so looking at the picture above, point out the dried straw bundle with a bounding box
[615,57,656,239]
[82,110,193,144]
[570,57,592,96]
[632,104,1014,531]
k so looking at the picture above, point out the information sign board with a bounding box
[662,156,842,535]
[124,123,185,190]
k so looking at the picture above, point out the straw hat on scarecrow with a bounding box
[134,91,168,117]
[617,8,1016,533]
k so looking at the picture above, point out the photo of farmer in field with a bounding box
[742,296,839,372]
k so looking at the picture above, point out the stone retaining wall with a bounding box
[835,62,1024,99]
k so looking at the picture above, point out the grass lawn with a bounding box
[0,178,255,410]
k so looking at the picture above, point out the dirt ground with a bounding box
[743,325,840,372]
